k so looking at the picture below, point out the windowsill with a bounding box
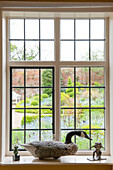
[1,156,113,165]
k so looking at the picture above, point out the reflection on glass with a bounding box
[76,88,89,107]
[61,68,74,87]
[41,41,54,61]
[91,67,104,86]
[25,41,39,61]
[12,109,24,129]
[10,41,24,61]
[60,20,74,39]
[91,88,104,107]
[76,109,89,129]
[41,88,52,108]
[26,88,39,107]
[26,131,39,143]
[76,19,89,39]
[91,19,104,39]
[41,69,52,87]
[10,19,24,39]
[25,19,39,39]
[91,41,104,61]
[40,20,54,39]
[76,41,89,61]
[61,41,74,61]
[12,69,24,87]
[91,130,104,148]
[91,109,104,128]
[61,109,74,129]
[26,69,39,87]
[61,89,74,108]
[12,88,24,108]
[41,130,53,141]
[12,131,24,149]
[76,67,89,86]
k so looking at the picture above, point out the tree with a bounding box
[42,69,52,96]
[66,77,74,97]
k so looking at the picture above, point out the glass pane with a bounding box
[26,88,39,107]
[61,130,75,143]
[40,41,54,61]
[40,19,54,39]
[76,130,90,150]
[41,130,53,141]
[25,41,39,61]
[12,131,24,149]
[41,88,52,108]
[10,41,24,61]
[91,19,104,39]
[60,20,74,39]
[91,41,104,61]
[76,109,89,129]
[26,131,39,143]
[76,19,89,39]
[12,69,24,87]
[76,41,89,61]
[61,109,74,129]
[26,69,39,87]
[61,41,74,61]
[41,110,52,129]
[91,109,104,129]
[76,67,89,86]
[12,109,24,129]
[91,130,105,148]
[41,69,52,87]
[91,67,104,86]
[76,88,89,107]
[25,19,39,39]
[61,89,74,108]
[12,88,24,108]
[10,19,24,39]
[26,110,39,129]
[91,88,104,107]
[61,68,74,87]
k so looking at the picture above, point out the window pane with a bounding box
[10,19,24,39]
[25,19,39,39]
[12,88,24,108]
[12,131,24,149]
[91,130,105,148]
[76,109,89,129]
[40,41,54,61]
[41,69,53,87]
[12,109,24,129]
[91,19,104,39]
[26,131,39,143]
[10,41,24,61]
[76,67,89,86]
[12,69,24,87]
[91,109,104,129]
[41,110,52,129]
[61,89,74,108]
[25,41,39,61]
[40,20,54,39]
[91,41,104,61]
[60,20,74,39]
[26,88,39,107]
[91,67,104,86]
[41,88,52,108]
[41,130,53,141]
[26,69,39,87]
[61,41,74,61]
[76,88,89,107]
[26,110,39,129]
[61,109,74,129]
[76,41,89,61]
[91,88,104,107]
[61,68,74,87]
[76,19,89,39]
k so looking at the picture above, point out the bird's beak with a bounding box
[85,134,92,140]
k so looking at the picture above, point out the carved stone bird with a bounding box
[21,131,92,159]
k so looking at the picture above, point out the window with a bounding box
[8,17,108,152]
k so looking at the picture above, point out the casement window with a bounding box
[8,17,108,153]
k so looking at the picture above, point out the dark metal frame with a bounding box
[10,67,54,151]
[61,66,106,150]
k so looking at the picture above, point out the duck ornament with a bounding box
[21,131,92,159]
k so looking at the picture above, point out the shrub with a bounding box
[31,100,38,106]
[42,94,49,98]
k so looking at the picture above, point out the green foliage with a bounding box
[31,100,38,106]
[42,69,52,96]
[42,94,49,98]
[66,77,74,97]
